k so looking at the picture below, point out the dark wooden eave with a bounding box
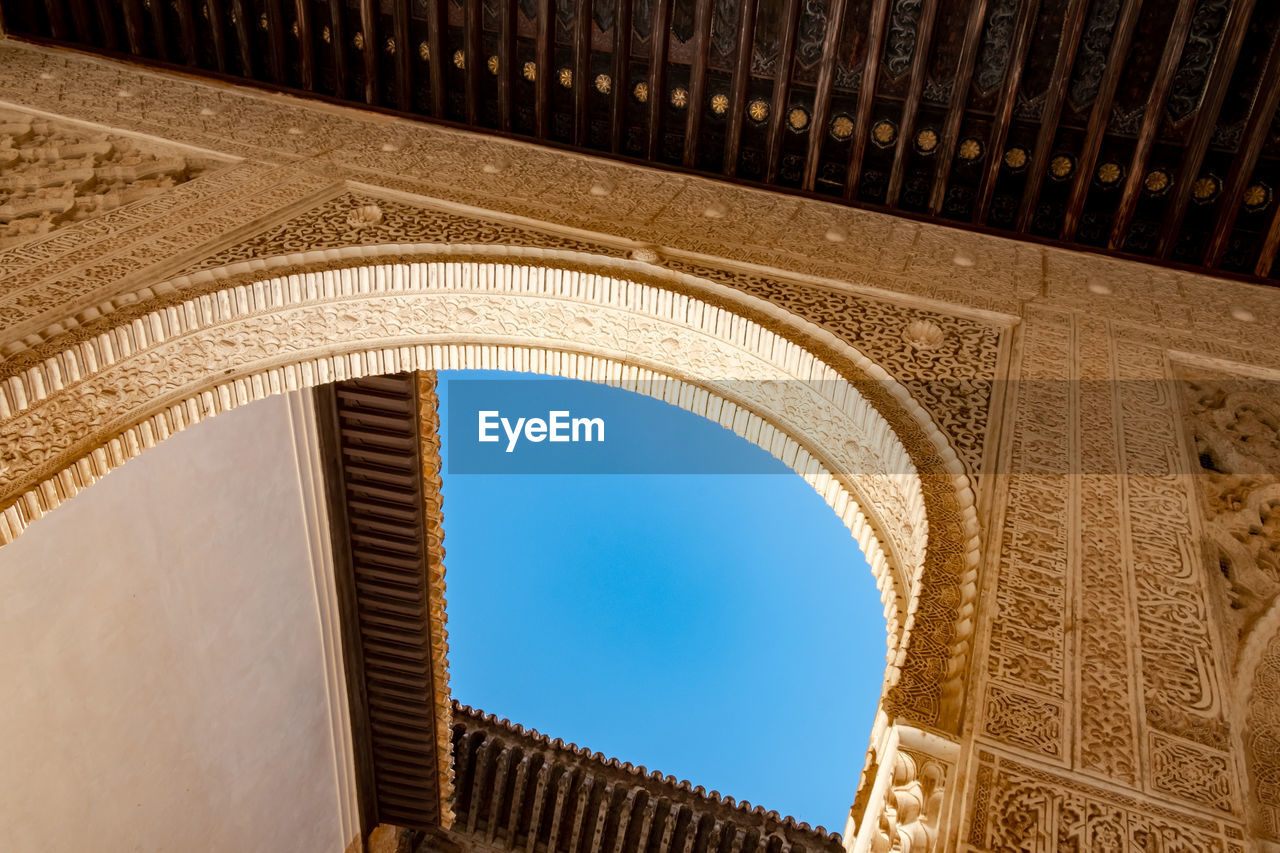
[9,0,1280,285]
[315,371,453,835]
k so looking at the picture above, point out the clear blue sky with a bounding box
[436,370,886,834]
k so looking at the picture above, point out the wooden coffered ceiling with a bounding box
[6,0,1280,284]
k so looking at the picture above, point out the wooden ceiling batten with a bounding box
[150,0,171,60]
[574,0,594,147]
[1206,34,1280,267]
[1257,187,1280,277]
[425,0,447,118]
[266,0,288,84]
[763,0,801,184]
[722,0,758,175]
[294,0,315,90]
[646,0,673,159]
[1106,0,1198,250]
[844,0,892,199]
[357,0,379,104]
[1060,0,1144,241]
[229,0,252,75]
[886,0,941,207]
[1156,0,1259,259]
[391,0,411,110]
[682,0,714,168]
[174,0,197,63]
[498,0,517,133]
[536,0,553,137]
[464,0,482,125]
[927,0,989,215]
[609,0,634,153]
[120,0,145,57]
[972,0,1040,223]
[802,0,848,191]
[1014,0,1090,232]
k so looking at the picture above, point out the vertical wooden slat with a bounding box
[91,0,119,49]
[536,0,554,136]
[426,0,447,117]
[174,0,198,62]
[294,0,314,88]
[1255,198,1280,277]
[574,0,595,146]
[149,0,171,60]
[1205,34,1280,266]
[609,0,634,152]
[327,0,349,96]
[1156,0,1259,257]
[1106,0,1198,249]
[205,0,228,73]
[646,0,673,158]
[391,0,410,107]
[265,0,287,82]
[1015,0,1090,230]
[886,0,940,206]
[42,0,69,40]
[67,0,93,42]
[229,0,253,73]
[972,0,1040,222]
[802,0,849,190]
[465,0,483,124]
[358,0,379,103]
[121,0,145,53]
[499,0,517,132]
[721,0,758,174]
[763,0,801,183]
[927,0,988,213]
[1060,0,1144,239]
[844,0,892,199]
[681,0,714,166]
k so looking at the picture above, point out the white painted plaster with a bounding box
[0,392,346,852]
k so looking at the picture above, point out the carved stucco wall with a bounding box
[2,36,1280,851]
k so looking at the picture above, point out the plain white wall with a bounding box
[0,393,348,852]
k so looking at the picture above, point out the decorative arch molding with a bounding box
[0,247,981,733]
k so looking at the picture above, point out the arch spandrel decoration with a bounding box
[0,248,982,748]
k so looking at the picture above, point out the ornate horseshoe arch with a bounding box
[0,245,983,837]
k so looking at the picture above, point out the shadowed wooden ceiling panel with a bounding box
[6,0,1280,284]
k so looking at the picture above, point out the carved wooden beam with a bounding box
[609,0,634,152]
[886,0,940,206]
[294,0,314,89]
[42,0,68,41]
[265,0,287,83]
[91,0,118,49]
[230,0,253,74]
[764,0,801,183]
[972,0,1040,222]
[1205,31,1280,266]
[120,0,145,55]
[499,0,517,132]
[928,0,988,214]
[465,0,482,124]
[1256,195,1280,277]
[682,0,714,167]
[426,0,447,117]
[357,0,378,103]
[1060,0,1144,239]
[574,0,594,146]
[150,0,171,60]
[328,0,349,98]
[646,0,673,159]
[536,0,553,137]
[844,0,892,199]
[1106,0,1197,250]
[802,0,847,190]
[1015,0,1089,231]
[1156,0,1258,258]
[722,0,757,175]
[392,0,411,109]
